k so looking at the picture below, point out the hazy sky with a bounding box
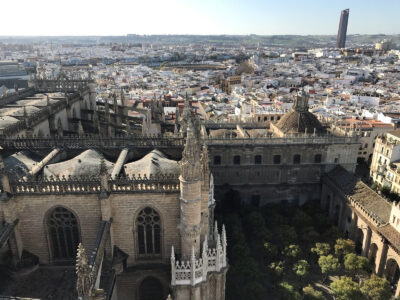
[1,0,399,36]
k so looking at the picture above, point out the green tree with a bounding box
[330,276,363,300]
[344,253,370,276]
[242,282,267,300]
[302,285,325,300]
[301,227,320,246]
[232,256,261,282]
[361,274,392,300]
[278,281,301,300]
[269,261,284,280]
[283,244,301,259]
[318,255,341,275]
[311,242,331,257]
[264,242,278,259]
[245,211,271,240]
[292,259,309,278]
[322,227,342,241]
[381,185,391,197]
[275,225,297,246]
[334,238,355,260]
[293,210,313,228]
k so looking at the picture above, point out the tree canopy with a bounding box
[318,255,341,274]
[361,275,392,300]
[311,242,330,257]
[330,276,363,300]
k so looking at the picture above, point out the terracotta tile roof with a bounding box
[325,166,391,223]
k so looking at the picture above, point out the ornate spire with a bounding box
[179,120,201,181]
[171,245,175,262]
[76,243,92,297]
[78,120,84,136]
[200,144,210,183]
[222,225,227,248]
[0,153,11,194]
[182,93,191,121]
[23,106,29,127]
[113,93,118,114]
[120,88,125,105]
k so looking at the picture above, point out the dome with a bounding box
[274,110,324,135]
[273,89,325,136]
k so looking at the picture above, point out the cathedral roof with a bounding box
[0,115,19,129]
[4,151,41,178]
[124,149,178,177]
[44,149,113,178]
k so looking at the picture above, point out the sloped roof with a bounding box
[44,149,113,178]
[325,166,391,223]
[4,151,41,179]
[124,149,178,177]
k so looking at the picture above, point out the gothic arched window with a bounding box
[137,207,161,255]
[47,207,80,261]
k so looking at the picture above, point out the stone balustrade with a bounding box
[171,225,227,286]
[32,78,93,93]
[0,135,185,149]
[206,135,359,146]
[0,134,358,150]
[6,174,180,195]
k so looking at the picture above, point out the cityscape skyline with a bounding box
[1,0,400,36]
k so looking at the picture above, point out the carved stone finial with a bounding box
[222,225,227,248]
[78,120,84,136]
[190,245,195,262]
[99,157,107,176]
[200,144,209,181]
[76,243,92,297]
[171,245,175,262]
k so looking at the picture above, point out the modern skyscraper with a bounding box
[336,9,349,48]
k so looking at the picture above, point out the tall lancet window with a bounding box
[137,207,161,255]
[47,206,80,261]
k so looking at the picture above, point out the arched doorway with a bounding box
[355,228,364,255]
[368,243,378,268]
[386,259,400,283]
[138,277,164,300]
[46,206,80,262]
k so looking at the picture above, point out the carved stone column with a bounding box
[376,239,388,276]
[361,227,372,257]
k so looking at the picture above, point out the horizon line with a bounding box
[0,33,399,38]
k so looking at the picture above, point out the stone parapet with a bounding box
[4,174,180,195]
[171,225,227,287]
